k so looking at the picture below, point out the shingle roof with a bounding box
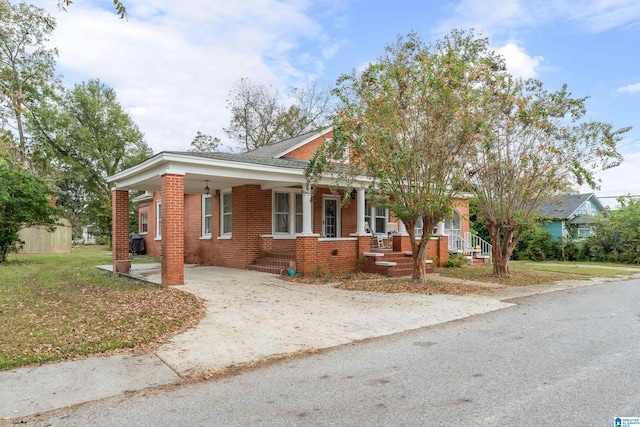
[243,130,321,158]
[537,194,593,218]
[166,151,309,170]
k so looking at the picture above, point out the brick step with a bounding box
[253,257,294,268]
[247,264,286,275]
[264,251,296,260]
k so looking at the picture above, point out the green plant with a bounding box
[444,252,468,268]
[512,228,554,261]
[355,255,367,272]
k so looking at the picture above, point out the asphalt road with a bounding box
[20,279,640,426]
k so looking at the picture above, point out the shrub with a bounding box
[444,252,468,268]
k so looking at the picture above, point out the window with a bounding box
[155,200,162,239]
[578,227,591,238]
[375,206,387,234]
[202,195,212,237]
[272,190,305,236]
[140,213,148,233]
[365,199,372,230]
[221,192,232,236]
[274,192,290,233]
[295,193,303,233]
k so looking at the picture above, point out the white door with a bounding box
[322,197,340,238]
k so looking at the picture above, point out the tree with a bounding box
[0,158,61,263]
[0,1,59,167]
[584,196,640,263]
[467,77,628,275]
[57,1,126,18]
[224,78,333,152]
[307,30,501,283]
[31,79,152,239]
[189,131,221,152]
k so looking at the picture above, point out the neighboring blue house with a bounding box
[537,193,609,241]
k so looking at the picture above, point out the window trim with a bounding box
[220,189,232,238]
[272,189,305,238]
[155,200,162,240]
[201,194,212,238]
[140,212,148,234]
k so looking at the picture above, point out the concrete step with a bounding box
[253,257,293,269]
[264,251,296,260]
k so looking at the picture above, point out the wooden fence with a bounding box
[17,218,72,254]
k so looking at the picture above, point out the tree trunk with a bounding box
[412,242,428,283]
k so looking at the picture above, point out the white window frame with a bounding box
[365,199,388,234]
[155,200,162,240]
[220,190,232,238]
[272,189,305,238]
[140,212,148,234]
[201,194,212,238]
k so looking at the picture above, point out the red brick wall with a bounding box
[160,174,184,286]
[284,131,333,161]
[111,189,130,271]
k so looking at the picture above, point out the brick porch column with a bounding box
[161,172,185,286]
[437,234,449,267]
[111,189,130,273]
[295,235,319,276]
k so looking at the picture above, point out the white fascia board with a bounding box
[274,127,333,158]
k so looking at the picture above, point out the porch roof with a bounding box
[107,150,362,194]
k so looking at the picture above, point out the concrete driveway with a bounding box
[3,263,513,419]
[125,263,513,376]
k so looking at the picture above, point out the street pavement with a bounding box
[0,264,625,421]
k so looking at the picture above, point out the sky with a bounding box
[30,0,640,207]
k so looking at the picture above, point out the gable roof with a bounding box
[243,128,331,159]
[537,193,608,219]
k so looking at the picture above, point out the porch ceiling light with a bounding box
[204,181,210,195]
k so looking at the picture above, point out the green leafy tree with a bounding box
[585,196,640,263]
[0,1,60,166]
[307,30,501,283]
[467,77,628,275]
[225,78,333,152]
[31,79,152,239]
[0,159,61,263]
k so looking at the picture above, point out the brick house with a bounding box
[108,129,484,286]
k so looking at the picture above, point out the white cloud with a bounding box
[579,151,640,208]
[37,0,339,153]
[494,43,543,79]
[617,82,640,93]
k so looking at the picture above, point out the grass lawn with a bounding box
[0,246,205,371]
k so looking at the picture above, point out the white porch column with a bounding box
[301,190,313,235]
[436,221,445,236]
[356,187,366,235]
[398,219,409,236]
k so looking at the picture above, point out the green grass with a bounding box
[0,246,204,371]
[509,262,640,277]
[436,260,640,287]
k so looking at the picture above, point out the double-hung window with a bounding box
[202,195,212,237]
[274,192,291,233]
[273,190,304,236]
[221,191,232,236]
[155,200,162,239]
[375,206,387,234]
[140,213,148,233]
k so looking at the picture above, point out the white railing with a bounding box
[464,231,493,263]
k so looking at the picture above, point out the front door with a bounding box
[322,197,339,238]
